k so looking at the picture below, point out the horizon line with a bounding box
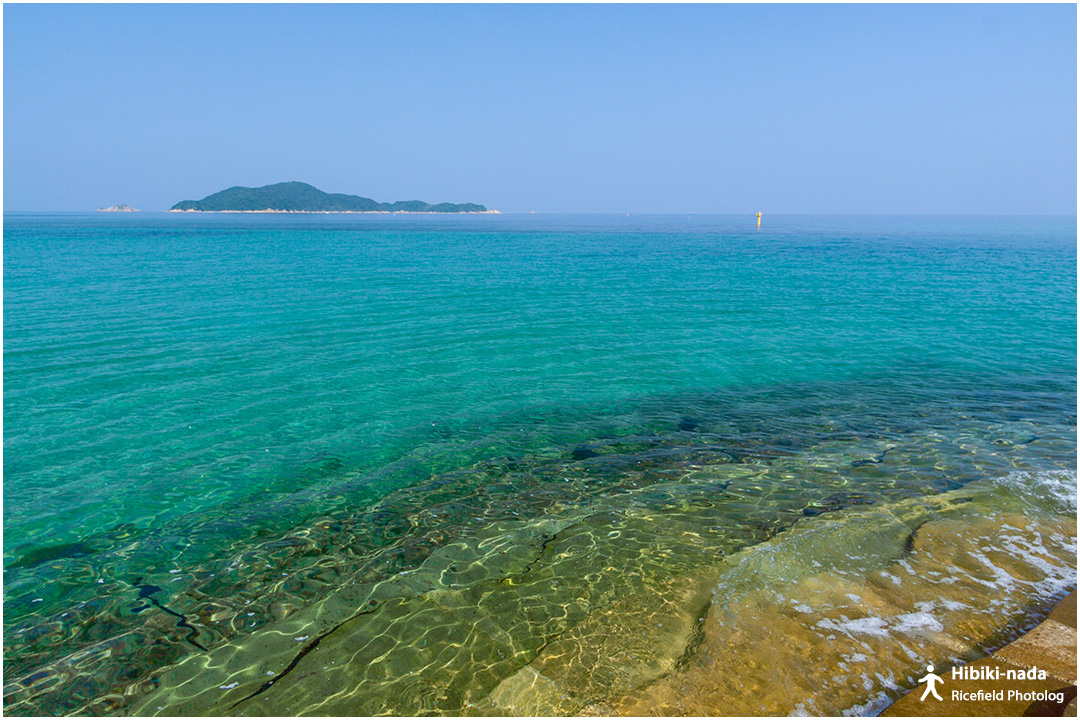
[3,210,1077,217]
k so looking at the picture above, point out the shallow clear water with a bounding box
[3,213,1076,715]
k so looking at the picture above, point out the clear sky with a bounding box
[4,4,1076,213]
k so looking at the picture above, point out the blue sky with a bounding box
[4,4,1076,213]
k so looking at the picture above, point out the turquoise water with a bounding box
[3,213,1076,715]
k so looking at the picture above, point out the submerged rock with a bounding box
[611,473,1076,716]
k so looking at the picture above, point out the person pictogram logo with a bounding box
[918,664,944,701]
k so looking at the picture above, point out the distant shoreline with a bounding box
[167,209,501,215]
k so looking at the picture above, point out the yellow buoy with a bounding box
[756,211,762,228]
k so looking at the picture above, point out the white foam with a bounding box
[968,550,1019,592]
[842,690,893,717]
[991,469,1077,513]
[878,571,902,586]
[817,616,890,638]
[893,612,944,635]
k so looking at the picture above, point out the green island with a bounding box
[169,181,494,213]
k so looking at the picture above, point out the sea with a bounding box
[3,212,1076,716]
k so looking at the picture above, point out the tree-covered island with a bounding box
[170,182,495,213]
